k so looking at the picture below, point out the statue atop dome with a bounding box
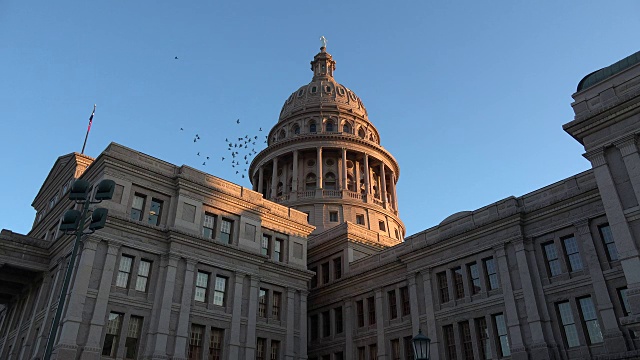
[320,36,327,49]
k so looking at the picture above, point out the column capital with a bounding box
[573,218,591,234]
[106,241,122,255]
[614,134,638,157]
[185,258,198,269]
[583,148,606,167]
[82,236,101,250]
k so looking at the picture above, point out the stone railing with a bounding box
[298,190,315,199]
[346,191,363,200]
[322,190,341,198]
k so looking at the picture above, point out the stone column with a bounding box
[271,157,279,200]
[20,275,49,360]
[9,284,34,359]
[363,154,370,199]
[495,245,526,359]
[174,259,197,360]
[574,219,626,351]
[56,237,101,359]
[392,173,399,212]
[245,276,260,359]
[615,136,640,202]
[258,166,264,194]
[0,300,19,359]
[151,254,180,359]
[585,149,640,315]
[83,242,121,359]
[344,301,353,359]
[355,160,361,196]
[292,150,299,194]
[31,258,65,360]
[300,291,309,359]
[375,289,386,358]
[420,269,439,360]
[407,274,420,336]
[380,163,387,208]
[228,273,246,359]
[317,147,323,189]
[513,238,552,359]
[342,148,348,190]
[285,288,296,360]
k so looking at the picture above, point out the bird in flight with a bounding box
[236,119,240,124]
[202,162,206,165]
[197,152,200,156]
[180,128,184,131]
[175,56,179,60]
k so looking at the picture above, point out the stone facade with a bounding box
[1,47,640,360]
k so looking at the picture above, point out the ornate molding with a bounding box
[583,148,607,168]
[573,218,591,234]
[614,134,639,156]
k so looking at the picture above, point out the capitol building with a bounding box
[1,46,640,360]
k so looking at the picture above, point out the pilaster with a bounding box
[374,289,386,358]
[245,276,260,359]
[228,273,246,359]
[173,258,197,360]
[285,288,296,360]
[150,253,179,359]
[494,244,526,359]
[420,269,439,360]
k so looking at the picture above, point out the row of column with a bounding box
[254,147,399,210]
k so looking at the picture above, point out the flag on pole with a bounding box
[81,104,96,154]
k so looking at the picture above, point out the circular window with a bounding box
[347,160,354,169]
[326,159,334,166]
[307,159,316,167]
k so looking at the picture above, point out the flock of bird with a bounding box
[180,118,268,180]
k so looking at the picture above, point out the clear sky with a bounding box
[1,1,639,236]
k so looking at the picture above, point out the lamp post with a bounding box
[412,329,431,360]
[43,179,115,360]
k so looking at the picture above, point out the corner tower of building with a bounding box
[249,46,405,239]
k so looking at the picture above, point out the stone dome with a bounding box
[278,47,368,121]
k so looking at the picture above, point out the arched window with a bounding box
[324,172,336,190]
[279,129,286,140]
[358,127,366,138]
[310,122,317,133]
[326,121,334,132]
[277,182,283,197]
[293,124,300,135]
[343,123,351,134]
[305,173,317,190]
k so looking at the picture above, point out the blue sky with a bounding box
[1,1,639,236]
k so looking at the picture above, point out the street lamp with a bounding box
[412,329,431,360]
[43,179,115,360]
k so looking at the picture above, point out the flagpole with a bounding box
[81,104,96,154]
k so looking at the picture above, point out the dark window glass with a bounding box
[443,325,456,360]
[333,257,342,279]
[483,258,499,290]
[334,307,343,334]
[367,297,376,325]
[437,272,450,303]
[322,311,330,337]
[400,286,410,316]
[563,236,583,272]
[131,194,145,221]
[388,290,397,319]
[148,198,162,225]
[357,300,364,327]
[460,321,474,360]
[453,267,464,299]
[543,242,562,276]
[468,262,481,294]
[599,224,618,261]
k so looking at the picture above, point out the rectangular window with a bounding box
[356,214,365,225]
[270,340,280,360]
[274,239,283,261]
[329,211,338,222]
[262,235,271,256]
[272,291,281,320]
[391,339,401,360]
[494,313,511,356]
[379,220,386,231]
[131,194,145,221]
[563,236,583,272]
[124,315,143,359]
[357,347,365,360]
[543,242,562,276]
[367,296,376,325]
[334,307,343,334]
[213,276,227,306]
[599,224,618,261]
[619,287,630,315]
[310,314,319,340]
[453,267,464,299]
[209,327,224,360]
[256,337,266,360]
[334,351,344,360]
[369,344,377,360]
[403,336,413,360]
[194,271,209,303]
[102,312,123,357]
[310,267,318,288]
[579,297,603,344]
[443,325,456,360]
[135,259,152,292]
[468,262,481,294]
[557,301,579,347]
[148,198,163,225]
[203,213,216,239]
[460,321,474,360]
[116,255,134,288]
[388,290,398,319]
[357,300,364,327]
[483,257,499,290]
[476,317,490,360]
[259,289,268,318]
[400,286,410,316]
[220,218,232,244]
[322,262,330,284]
[322,310,330,337]
[333,257,342,280]
[437,271,450,303]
